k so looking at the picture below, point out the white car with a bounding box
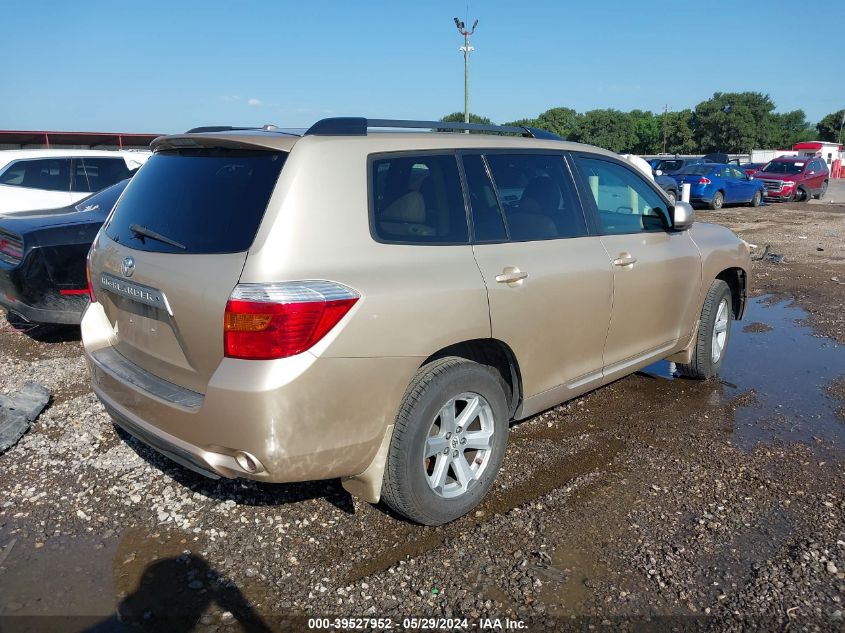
[0,149,151,213]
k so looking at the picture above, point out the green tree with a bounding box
[768,110,815,148]
[439,112,492,124]
[693,92,777,153]
[656,109,697,154]
[502,117,539,126]
[534,107,581,139]
[570,109,637,153]
[816,110,845,142]
[438,112,493,133]
[628,110,661,154]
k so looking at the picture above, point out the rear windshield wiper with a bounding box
[129,223,187,250]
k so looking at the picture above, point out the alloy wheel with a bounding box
[423,392,495,499]
[711,298,729,363]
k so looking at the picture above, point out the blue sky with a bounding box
[2,0,842,133]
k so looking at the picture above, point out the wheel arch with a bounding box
[421,338,523,420]
[715,266,747,320]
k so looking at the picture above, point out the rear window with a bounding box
[370,153,468,244]
[655,159,684,172]
[676,165,715,176]
[104,149,286,254]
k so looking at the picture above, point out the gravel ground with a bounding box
[0,194,843,632]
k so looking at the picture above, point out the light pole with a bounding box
[454,17,478,129]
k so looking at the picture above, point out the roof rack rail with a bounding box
[304,117,561,140]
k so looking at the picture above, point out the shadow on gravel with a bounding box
[114,427,356,515]
[82,554,273,633]
[4,311,81,343]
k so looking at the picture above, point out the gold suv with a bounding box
[82,118,751,525]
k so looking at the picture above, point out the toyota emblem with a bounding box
[121,256,135,278]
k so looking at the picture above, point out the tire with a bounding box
[748,190,762,207]
[666,190,677,206]
[677,280,733,380]
[709,191,724,210]
[381,357,509,525]
[796,187,810,203]
[815,180,828,200]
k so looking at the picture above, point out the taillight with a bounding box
[224,281,359,360]
[86,251,97,303]
[699,177,712,185]
[0,232,23,264]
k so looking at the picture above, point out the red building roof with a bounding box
[0,130,163,149]
[793,141,844,151]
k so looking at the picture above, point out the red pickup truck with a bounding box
[753,156,829,202]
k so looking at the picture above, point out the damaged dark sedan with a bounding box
[0,179,129,324]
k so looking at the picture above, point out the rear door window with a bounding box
[104,149,286,254]
[484,153,587,241]
[0,158,71,191]
[72,157,133,193]
[370,153,468,244]
[461,154,507,242]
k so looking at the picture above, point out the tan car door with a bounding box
[570,154,701,382]
[461,152,613,415]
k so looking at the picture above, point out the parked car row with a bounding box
[0,120,751,524]
[648,154,830,209]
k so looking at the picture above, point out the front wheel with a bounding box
[666,190,677,206]
[749,190,762,207]
[796,187,810,202]
[381,357,509,525]
[677,280,733,380]
[709,191,724,210]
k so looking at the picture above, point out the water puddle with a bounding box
[643,295,845,450]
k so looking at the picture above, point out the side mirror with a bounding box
[807,171,815,175]
[655,169,664,176]
[672,201,695,231]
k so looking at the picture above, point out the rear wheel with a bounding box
[381,357,509,525]
[709,191,724,210]
[677,280,733,380]
[815,180,828,200]
[749,190,762,207]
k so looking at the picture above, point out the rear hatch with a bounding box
[91,143,288,393]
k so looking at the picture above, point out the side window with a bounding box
[484,153,586,241]
[461,154,507,242]
[72,158,132,193]
[729,167,744,179]
[574,156,669,235]
[0,159,70,192]
[371,153,468,244]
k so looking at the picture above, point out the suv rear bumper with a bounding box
[82,302,417,483]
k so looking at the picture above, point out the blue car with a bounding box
[672,163,765,210]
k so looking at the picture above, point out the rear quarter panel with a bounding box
[239,135,492,360]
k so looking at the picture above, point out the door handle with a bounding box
[495,268,529,284]
[613,253,637,267]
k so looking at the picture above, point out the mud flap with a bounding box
[341,424,394,504]
[0,382,50,453]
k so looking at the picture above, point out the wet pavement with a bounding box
[642,296,845,450]
[0,293,843,631]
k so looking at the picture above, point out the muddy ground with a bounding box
[0,192,843,633]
